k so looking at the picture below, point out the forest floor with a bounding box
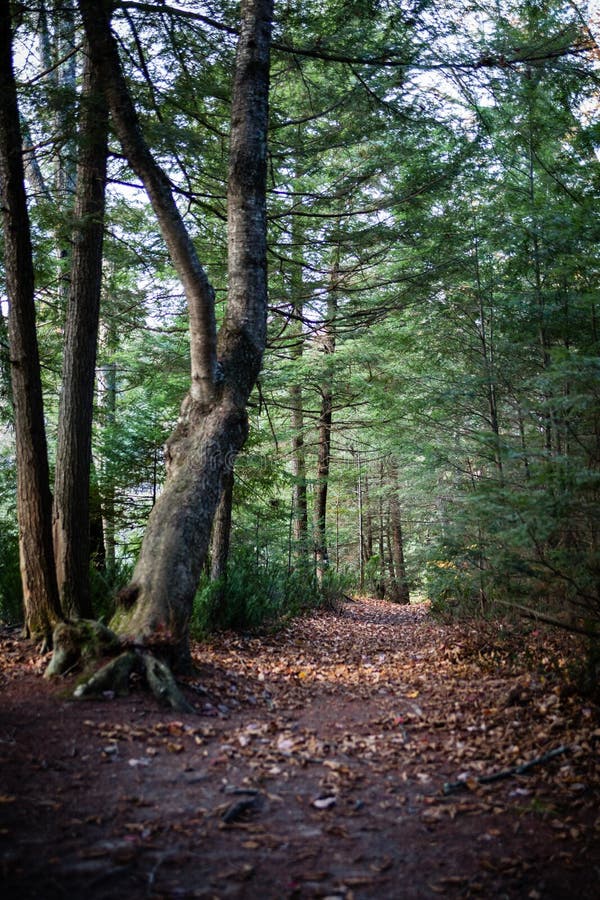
[1,597,599,899]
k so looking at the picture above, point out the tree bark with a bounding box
[388,460,409,604]
[53,40,108,619]
[75,0,273,672]
[314,259,339,582]
[97,322,117,573]
[289,235,308,556]
[211,467,234,584]
[0,6,61,643]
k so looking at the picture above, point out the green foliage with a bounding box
[0,528,22,624]
[190,551,352,637]
[0,449,21,623]
[191,550,313,635]
[88,560,132,624]
[3,0,598,643]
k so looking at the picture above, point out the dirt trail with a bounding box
[1,598,598,899]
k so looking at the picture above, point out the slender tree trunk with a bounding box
[290,379,308,553]
[473,229,503,483]
[53,40,108,619]
[39,0,77,312]
[362,471,373,566]
[211,468,234,584]
[388,461,409,604]
[378,461,387,598]
[0,304,12,417]
[315,381,333,580]
[98,322,117,573]
[289,212,308,558]
[315,259,338,582]
[0,7,61,643]
[89,459,106,571]
[356,450,364,591]
[77,0,273,670]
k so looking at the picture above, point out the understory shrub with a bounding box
[190,549,352,637]
[0,525,22,624]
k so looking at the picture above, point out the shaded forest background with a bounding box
[0,0,599,656]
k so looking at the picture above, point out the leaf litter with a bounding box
[0,598,599,898]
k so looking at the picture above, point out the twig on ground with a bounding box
[443,745,570,795]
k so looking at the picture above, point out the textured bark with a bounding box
[315,263,338,582]
[388,461,410,605]
[315,385,333,581]
[53,41,108,619]
[362,472,374,566]
[97,330,117,572]
[290,380,308,551]
[0,7,61,643]
[289,219,308,555]
[211,468,234,584]
[75,0,273,671]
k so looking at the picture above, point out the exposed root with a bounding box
[44,618,196,712]
[68,646,195,712]
[44,620,121,678]
[143,653,195,713]
[73,651,137,699]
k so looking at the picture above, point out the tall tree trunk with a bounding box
[39,0,77,311]
[388,461,409,605]
[89,459,106,571]
[98,321,117,573]
[210,468,234,585]
[473,228,503,483]
[314,259,338,582]
[378,461,387,597]
[289,225,308,558]
[362,471,373,567]
[76,0,273,670]
[0,6,61,643]
[53,40,108,620]
[0,304,12,418]
[356,450,364,590]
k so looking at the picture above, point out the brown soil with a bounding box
[1,598,598,899]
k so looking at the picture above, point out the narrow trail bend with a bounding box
[1,598,598,898]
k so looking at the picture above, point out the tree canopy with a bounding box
[0,0,598,676]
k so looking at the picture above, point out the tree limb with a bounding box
[78,0,218,406]
[494,599,599,639]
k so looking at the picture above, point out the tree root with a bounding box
[44,620,121,678]
[45,620,195,713]
[70,646,195,713]
[72,650,194,712]
[73,651,137,699]
[142,654,195,714]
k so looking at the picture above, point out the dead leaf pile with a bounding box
[1,599,599,899]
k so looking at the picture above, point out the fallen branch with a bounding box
[443,745,570,795]
[494,599,599,640]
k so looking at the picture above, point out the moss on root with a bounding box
[45,617,195,713]
[44,620,121,678]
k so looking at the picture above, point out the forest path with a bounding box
[0,598,598,898]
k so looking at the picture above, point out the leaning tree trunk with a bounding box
[58,0,273,695]
[53,40,108,620]
[0,7,62,644]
